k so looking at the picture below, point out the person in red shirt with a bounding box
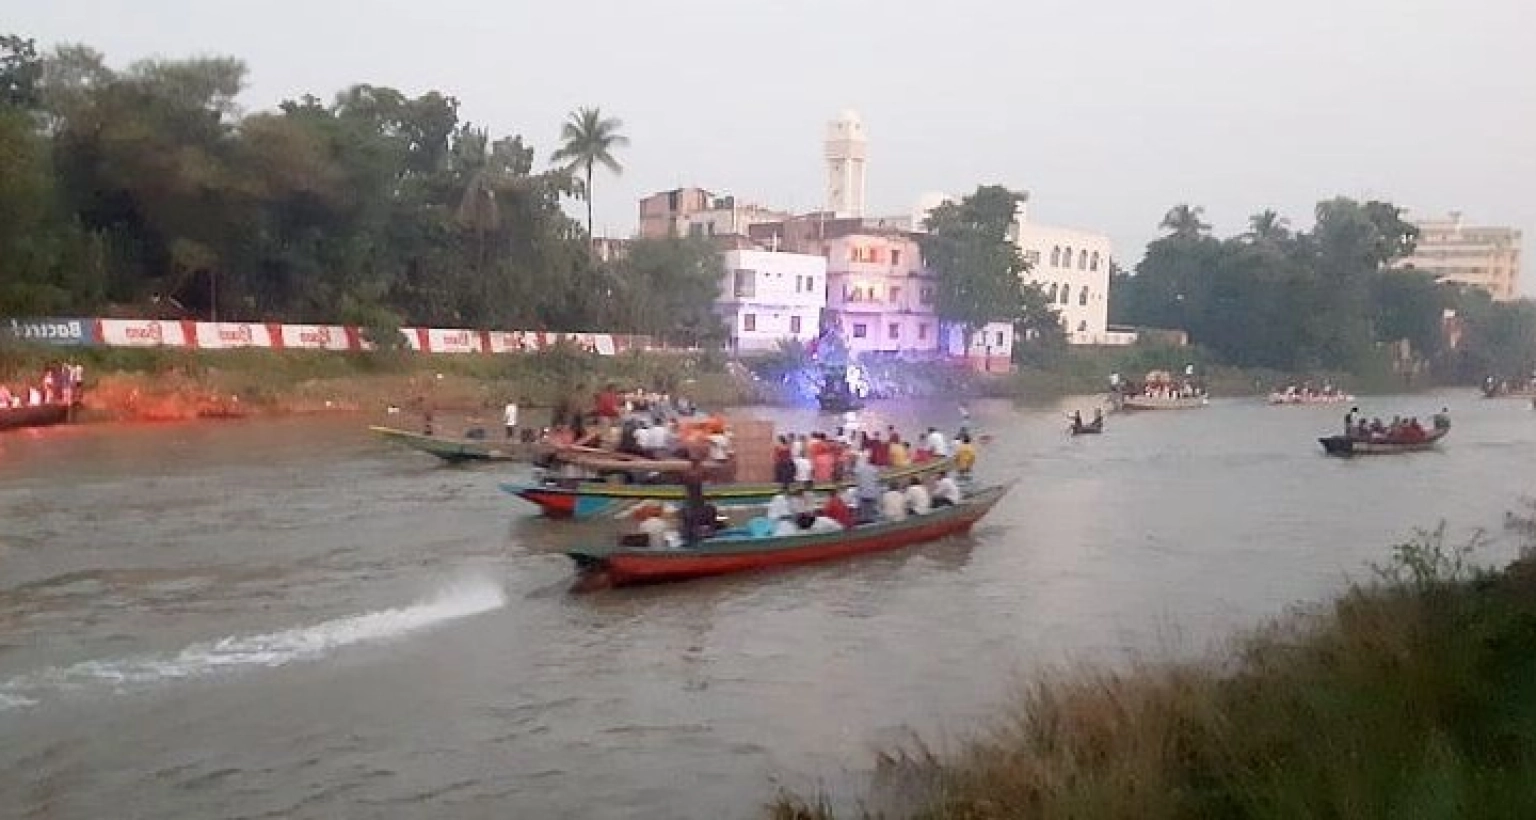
[824,491,855,529]
[595,383,620,420]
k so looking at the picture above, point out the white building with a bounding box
[825,110,867,218]
[1012,201,1115,345]
[716,249,828,353]
[1395,211,1522,300]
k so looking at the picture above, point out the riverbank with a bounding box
[770,523,1536,819]
[0,342,1443,424]
[0,345,755,422]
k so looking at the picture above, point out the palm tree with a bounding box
[550,107,628,239]
[1245,209,1290,244]
[1159,203,1211,239]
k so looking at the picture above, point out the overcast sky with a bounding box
[12,0,1534,288]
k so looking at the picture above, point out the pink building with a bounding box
[822,232,943,356]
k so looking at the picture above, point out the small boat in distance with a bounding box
[565,483,1012,588]
[1110,369,1208,411]
[1068,411,1104,435]
[1268,388,1354,405]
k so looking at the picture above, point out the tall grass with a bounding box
[770,525,1536,819]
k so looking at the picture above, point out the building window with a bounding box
[1023,250,1041,266]
[1051,246,1061,266]
[821,244,830,258]
[743,313,756,332]
[852,323,867,339]
[889,323,900,340]
[1061,285,1071,305]
[808,276,817,293]
[1048,283,1058,301]
[1090,251,1100,271]
[918,323,929,340]
[1063,246,1073,268]
[733,269,756,298]
[890,286,902,304]
[1079,287,1089,306]
[995,331,1004,346]
[790,315,802,334]
[1079,249,1088,270]
[1077,320,1088,332]
[920,286,935,304]
[891,249,901,266]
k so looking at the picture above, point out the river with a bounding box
[1,392,1531,819]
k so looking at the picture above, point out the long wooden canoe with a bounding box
[369,425,531,464]
[1319,425,1449,457]
[566,483,1011,588]
[503,456,959,520]
[0,403,71,433]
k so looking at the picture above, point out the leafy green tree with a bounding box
[1159,203,1211,239]
[1244,209,1290,244]
[606,236,725,346]
[920,185,1030,336]
[1,35,41,109]
[550,106,627,239]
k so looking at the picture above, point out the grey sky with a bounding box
[12,0,1535,288]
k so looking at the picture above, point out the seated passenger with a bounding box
[824,490,856,529]
[905,477,932,516]
[932,471,962,507]
[880,482,908,522]
[807,513,845,533]
[766,491,793,522]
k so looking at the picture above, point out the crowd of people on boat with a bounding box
[0,363,84,410]
[1271,382,1350,403]
[1483,374,1536,397]
[769,423,977,486]
[1109,368,1206,400]
[1343,407,1451,443]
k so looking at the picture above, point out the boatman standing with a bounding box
[1345,406,1359,436]
[503,399,519,440]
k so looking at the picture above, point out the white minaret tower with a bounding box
[825,109,867,218]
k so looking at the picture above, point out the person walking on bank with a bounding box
[503,399,520,440]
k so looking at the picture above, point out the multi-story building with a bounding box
[716,249,827,353]
[679,196,792,240]
[638,187,714,239]
[1396,212,1522,300]
[745,216,1012,367]
[1011,201,1114,344]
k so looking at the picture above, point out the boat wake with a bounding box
[0,577,506,711]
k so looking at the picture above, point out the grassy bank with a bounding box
[771,522,1536,819]
[0,343,758,421]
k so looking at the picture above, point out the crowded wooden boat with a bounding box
[1319,408,1451,457]
[1109,368,1208,411]
[565,480,1010,589]
[1268,383,1354,405]
[0,362,83,433]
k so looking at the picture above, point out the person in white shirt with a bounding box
[638,514,672,548]
[503,401,519,439]
[808,515,844,533]
[932,471,962,507]
[905,478,932,516]
[766,492,793,522]
[880,483,908,522]
[793,453,813,485]
[925,427,950,458]
[707,431,731,462]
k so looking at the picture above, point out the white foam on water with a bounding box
[0,577,506,711]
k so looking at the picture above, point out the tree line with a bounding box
[1112,201,1536,382]
[0,35,726,346]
